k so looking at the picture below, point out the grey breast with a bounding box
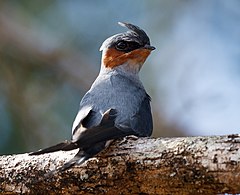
[79,72,147,128]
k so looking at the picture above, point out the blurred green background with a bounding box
[0,1,239,154]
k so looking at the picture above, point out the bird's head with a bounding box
[100,22,155,74]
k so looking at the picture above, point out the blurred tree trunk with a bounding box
[0,135,239,194]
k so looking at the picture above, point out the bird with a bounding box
[29,22,155,173]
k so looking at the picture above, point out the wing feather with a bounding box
[130,93,153,136]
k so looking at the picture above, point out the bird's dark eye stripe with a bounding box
[128,41,142,50]
[115,41,142,52]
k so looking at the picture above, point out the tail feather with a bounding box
[45,141,106,177]
[29,108,134,176]
[78,126,130,148]
[58,152,89,172]
[44,150,90,177]
[56,141,105,172]
[29,140,78,155]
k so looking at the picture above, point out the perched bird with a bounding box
[30,22,155,172]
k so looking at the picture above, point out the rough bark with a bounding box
[0,134,239,195]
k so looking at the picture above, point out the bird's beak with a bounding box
[143,44,156,51]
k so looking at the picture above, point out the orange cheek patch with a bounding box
[103,48,125,68]
[104,48,151,69]
[127,49,151,66]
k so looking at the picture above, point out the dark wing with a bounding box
[75,109,134,148]
[129,93,153,137]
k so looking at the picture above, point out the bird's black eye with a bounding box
[116,41,128,50]
[115,41,142,52]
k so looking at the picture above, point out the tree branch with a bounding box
[0,135,239,194]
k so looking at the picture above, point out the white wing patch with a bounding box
[72,106,92,134]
